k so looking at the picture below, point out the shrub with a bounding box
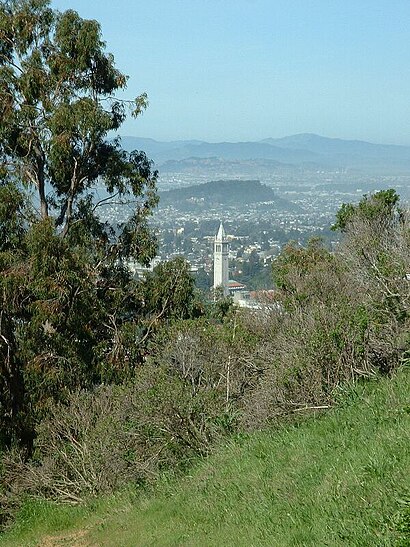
[240,208,410,429]
[1,362,229,508]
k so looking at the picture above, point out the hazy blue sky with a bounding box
[52,0,410,144]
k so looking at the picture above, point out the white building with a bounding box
[213,222,229,296]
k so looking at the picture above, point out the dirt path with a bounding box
[40,528,95,546]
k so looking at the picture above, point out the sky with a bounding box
[51,0,410,145]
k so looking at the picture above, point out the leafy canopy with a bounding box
[332,189,401,233]
[0,0,157,253]
[0,0,177,451]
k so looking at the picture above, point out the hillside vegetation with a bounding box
[158,179,299,212]
[1,2,410,545]
[1,366,409,546]
[1,183,409,537]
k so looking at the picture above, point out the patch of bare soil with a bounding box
[39,528,96,547]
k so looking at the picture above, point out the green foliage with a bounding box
[1,229,203,449]
[0,0,158,245]
[0,217,102,447]
[336,189,409,331]
[141,257,202,323]
[149,313,260,412]
[396,498,410,547]
[2,367,409,546]
[208,289,233,321]
[249,201,410,428]
[272,237,336,306]
[193,267,211,293]
[0,360,231,509]
[332,188,401,232]
[1,36,409,537]
[0,184,30,253]
[0,183,408,539]
[0,0,164,451]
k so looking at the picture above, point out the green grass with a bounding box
[1,368,410,546]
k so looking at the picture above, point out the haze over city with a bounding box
[52,0,410,145]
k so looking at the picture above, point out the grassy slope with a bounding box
[1,368,409,547]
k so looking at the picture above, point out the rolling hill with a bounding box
[158,179,301,212]
[120,134,410,174]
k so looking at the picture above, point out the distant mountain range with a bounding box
[120,134,410,174]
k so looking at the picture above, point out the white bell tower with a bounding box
[213,222,229,296]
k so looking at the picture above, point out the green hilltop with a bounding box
[159,179,299,210]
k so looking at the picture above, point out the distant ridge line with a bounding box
[119,134,410,174]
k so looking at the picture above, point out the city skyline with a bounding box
[51,0,410,146]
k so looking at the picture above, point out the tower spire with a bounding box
[213,221,229,296]
[216,221,226,241]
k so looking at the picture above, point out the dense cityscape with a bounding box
[99,165,410,290]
